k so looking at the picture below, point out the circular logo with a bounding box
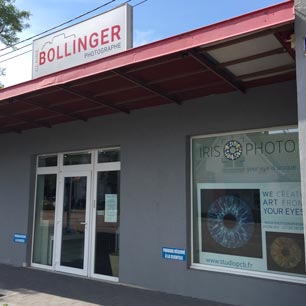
[224,140,242,160]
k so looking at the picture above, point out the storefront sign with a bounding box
[13,234,27,244]
[32,4,133,78]
[162,247,186,261]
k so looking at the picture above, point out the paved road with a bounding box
[0,264,232,306]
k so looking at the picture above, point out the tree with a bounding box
[0,0,30,46]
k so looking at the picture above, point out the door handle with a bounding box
[80,222,86,225]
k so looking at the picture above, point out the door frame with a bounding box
[31,148,121,281]
[54,169,92,277]
[90,160,121,281]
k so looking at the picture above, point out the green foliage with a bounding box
[0,0,30,46]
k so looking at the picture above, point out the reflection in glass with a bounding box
[63,152,91,165]
[94,171,120,276]
[98,150,120,163]
[38,155,58,167]
[60,176,87,269]
[33,174,56,265]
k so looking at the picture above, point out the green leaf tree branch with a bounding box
[0,0,30,46]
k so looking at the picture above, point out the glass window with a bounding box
[60,176,87,269]
[38,155,57,167]
[191,128,305,279]
[94,171,120,277]
[32,174,57,266]
[63,152,91,165]
[98,149,120,163]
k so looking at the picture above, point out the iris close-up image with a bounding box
[201,188,262,258]
[266,232,305,274]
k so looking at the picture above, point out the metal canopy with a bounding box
[0,1,295,134]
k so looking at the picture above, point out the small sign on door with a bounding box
[105,194,118,222]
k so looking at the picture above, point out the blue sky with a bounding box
[0,0,286,86]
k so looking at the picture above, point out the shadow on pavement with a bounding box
[0,264,231,306]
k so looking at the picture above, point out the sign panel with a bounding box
[162,247,186,261]
[32,4,133,78]
[105,194,118,222]
[13,234,27,244]
[197,182,303,273]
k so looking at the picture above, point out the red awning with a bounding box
[0,0,295,134]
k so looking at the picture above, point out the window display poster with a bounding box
[105,194,118,223]
[192,129,306,278]
[197,183,305,276]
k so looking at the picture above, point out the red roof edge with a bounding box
[0,0,294,102]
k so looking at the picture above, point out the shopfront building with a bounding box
[0,1,305,305]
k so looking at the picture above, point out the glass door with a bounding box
[92,160,120,279]
[32,174,57,268]
[55,171,91,276]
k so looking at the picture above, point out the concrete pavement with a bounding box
[0,264,233,306]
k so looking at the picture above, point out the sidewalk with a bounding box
[0,264,232,306]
